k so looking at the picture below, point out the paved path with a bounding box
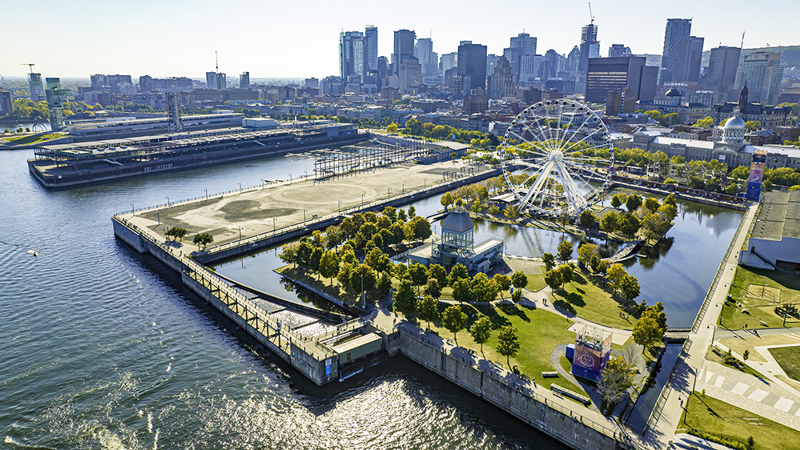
[643,204,758,447]
[696,360,800,429]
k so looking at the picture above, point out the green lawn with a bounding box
[406,302,586,396]
[769,346,800,381]
[721,266,800,329]
[705,347,769,380]
[679,391,800,450]
[4,133,62,145]
[549,270,639,330]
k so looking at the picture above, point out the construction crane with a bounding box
[588,2,594,24]
[21,63,35,73]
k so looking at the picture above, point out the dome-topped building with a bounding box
[721,116,746,144]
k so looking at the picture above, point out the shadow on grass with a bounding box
[472,304,512,329]
[497,303,531,322]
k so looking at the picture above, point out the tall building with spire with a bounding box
[578,22,599,74]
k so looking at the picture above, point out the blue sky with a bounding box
[0,0,796,80]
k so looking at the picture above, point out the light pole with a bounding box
[388,187,391,198]
[204,189,208,200]
[239,227,243,240]
[165,197,169,206]
[238,182,242,193]
[303,209,306,223]
[261,180,266,191]
[130,203,135,215]
[361,194,364,206]
[289,174,292,185]
[402,183,405,194]
[338,200,341,213]
[156,210,160,225]
[273,217,276,232]
[304,170,307,182]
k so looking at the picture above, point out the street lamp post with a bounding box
[273,217,276,232]
[338,200,341,213]
[156,210,160,225]
[388,187,391,198]
[239,227,243,240]
[402,183,405,194]
[303,209,306,223]
[204,189,208,200]
[166,197,169,206]
[238,182,242,193]
[130,203,134,215]
[361,194,364,206]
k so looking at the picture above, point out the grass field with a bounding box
[405,302,585,395]
[3,133,62,145]
[769,346,800,381]
[705,347,769,380]
[549,270,640,330]
[679,391,800,450]
[721,266,800,329]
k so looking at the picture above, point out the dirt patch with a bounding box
[218,200,296,221]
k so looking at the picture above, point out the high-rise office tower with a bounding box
[585,56,657,103]
[739,52,783,104]
[440,52,458,73]
[660,18,692,83]
[566,46,581,73]
[217,73,227,89]
[415,38,438,75]
[364,26,379,74]
[205,72,218,89]
[672,36,704,82]
[44,78,69,129]
[27,73,45,101]
[543,50,563,79]
[578,22,599,73]
[458,41,488,92]
[608,44,631,58]
[393,29,416,76]
[503,32,537,80]
[340,31,365,83]
[240,72,250,89]
[488,55,516,99]
[703,46,741,96]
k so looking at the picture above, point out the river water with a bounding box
[0,150,568,449]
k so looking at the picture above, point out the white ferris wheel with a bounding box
[500,99,615,218]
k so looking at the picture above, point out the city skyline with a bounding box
[0,0,797,80]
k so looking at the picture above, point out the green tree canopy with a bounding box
[542,253,556,272]
[557,239,573,261]
[417,295,440,328]
[470,316,493,354]
[442,305,467,345]
[496,325,520,368]
[393,279,417,314]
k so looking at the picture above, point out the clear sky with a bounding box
[0,0,796,80]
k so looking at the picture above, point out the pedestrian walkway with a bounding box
[697,360,800,429]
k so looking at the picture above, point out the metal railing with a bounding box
[640,338,692,436]
[114,216,337,360]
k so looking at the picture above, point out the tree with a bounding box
[442,305,467,345]
[744,121,761,132]
[382,206,397,223]
[296,241,314,267]
[165,227,187,241]
[544,269,562,291]
[441,192,454,211]
[350,264,377,297]
[664,193,676,207]
[364,247,383,269]
[496,325,520,368]
[386,123,398,133]
[643,197,661,214]
[619,274,641,302]
[542,253,556,272]
[493,274,511,297]
[471,273,499,303]
[408,206,416,219]
[319,250,340,285]
[600,211,621,233]
[557,239,573,262]
[579,210,595,227]
[503,204,521,219]
[324,225,342,249]
[397,209,408,223]
[558,264,574,287]
[471,198,483,213]
[409,216,432,240]
[423,278,442,299]
[657,203,677,222]
[606,263,628,295]
[452,279,473,304]
[279,242,299,268]
[428,264,448,286]
[470,316,493,354]
[448,263,469,286]
[589,254,602,273]
[309,247,323,273]
[417,295,440,328]
[510,270,528,291]
[407,262,429,293]
[193,233,214,249]
[393,279,417,314]
[377,271,392,293]
[619,213,641,236]
[693,116,714,128]
[577,243,598,268]
[597,357,637,411]
[625,194,642,213]
[632,315,663,352]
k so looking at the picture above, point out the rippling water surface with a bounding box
[0,150,567,449]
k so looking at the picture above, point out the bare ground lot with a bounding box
[131,160,493,247]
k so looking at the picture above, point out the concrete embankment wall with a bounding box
[396,331,620,450]
[113,217,338,385]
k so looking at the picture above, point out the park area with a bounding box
[769,346,800,382]
[679,391,800,450]
[720,266,800,329]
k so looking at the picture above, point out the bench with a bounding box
[551,384,591,406]
[541,371,559,378]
